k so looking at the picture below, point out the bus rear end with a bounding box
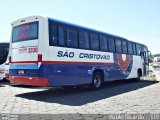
[9,16,50,86]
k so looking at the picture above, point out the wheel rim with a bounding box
[93,75,101,88]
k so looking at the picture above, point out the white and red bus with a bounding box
[9,16,149,89]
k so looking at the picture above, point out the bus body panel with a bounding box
[48,46,114,64]
[9,52,142,87]
[9,54,145,87]
[12,40,38,62]
[11,16,49,63]
[126,55,144,78]
[9,63,50,86]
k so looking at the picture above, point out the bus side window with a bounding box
[115,39,122,53]
[67,28,78,48]
[58,26,65,46]
[141,46,145,57]
[4,47,8,57]
[79,31,89,49]
[0,47,8,64]
[108,38,115,52]
[100,35,108,52]
[122,40,127,54]
[90,34,99,50]
[128,42,133,54]
[49,22,58,46]
[133,43,137,55]
[136,44,142,55]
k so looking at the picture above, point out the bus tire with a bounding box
[91,72,103,90]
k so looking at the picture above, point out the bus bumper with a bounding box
[9,76,50,87]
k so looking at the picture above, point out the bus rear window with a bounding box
[12,21,38,43]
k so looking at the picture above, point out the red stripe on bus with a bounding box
[42,61,114,65]
[9,76,50,87]
[11,61,114,65]
[11,61,38,64]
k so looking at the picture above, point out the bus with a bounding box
[9,16,149,89]
[0,42,9,80]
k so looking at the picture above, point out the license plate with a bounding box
[18,70,24,74]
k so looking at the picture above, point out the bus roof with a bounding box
[0,42,9,45]
[11,15,147,48]
[48,17,147,47]
[48,18,126,39]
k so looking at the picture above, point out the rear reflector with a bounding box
[38,54,42,62]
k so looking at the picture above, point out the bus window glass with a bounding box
[49,22,58,46]
[122,41,127,54]
[58,26,65,46]
[136,44,142,55]
[133,43,137,55]
[0,48,4,57]
[141,46,144,53]
[108,38,115,52]
[0,45,9,64]
[115,39,122,53]
[100,36,108,51]
[67,28,78,48]
[128,42,133,54]
[91,34,99,50]
[3,47,9,57]
[12,21,38,43]
[79,31,89,49]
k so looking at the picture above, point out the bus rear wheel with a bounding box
[91,72,103,90]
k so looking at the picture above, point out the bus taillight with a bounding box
[38,54,42,62]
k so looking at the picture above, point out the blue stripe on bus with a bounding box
[9,54,133,86]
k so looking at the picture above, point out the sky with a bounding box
[0,0,160,54]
